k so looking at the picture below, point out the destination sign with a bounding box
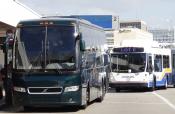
[113,47,144,53]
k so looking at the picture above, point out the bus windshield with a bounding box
[111,53,146,73]
[15,25,76,71]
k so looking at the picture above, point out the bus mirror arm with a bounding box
[76,33,82,40]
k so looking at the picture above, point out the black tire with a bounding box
[150,76,156,91]
[96,81,105,102]
[23,106,35,112]
[162,77,168,89]
[80,86,90,109]
[80,103,87,109]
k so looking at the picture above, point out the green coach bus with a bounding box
[6,17,109,109]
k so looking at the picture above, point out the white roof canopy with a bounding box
[0,0,40,26]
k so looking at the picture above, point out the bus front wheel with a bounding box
[150,76,156,91]
[80,86,90,109]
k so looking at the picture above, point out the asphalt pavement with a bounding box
[0,88,175,114]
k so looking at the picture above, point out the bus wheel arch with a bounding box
[153,75,157,90]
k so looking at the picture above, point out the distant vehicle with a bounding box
[109,42,173,92]
[4,17,109,109]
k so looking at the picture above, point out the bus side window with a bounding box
[147,56,153,72]
[86,53,95,68]
[163,55,169,68]
[154,55,162,72]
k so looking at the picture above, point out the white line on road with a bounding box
[104,101,165,105]
[152,92,175,110]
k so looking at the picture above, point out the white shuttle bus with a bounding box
[109,41,172,92]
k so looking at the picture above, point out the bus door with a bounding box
[146,54,154,86]
[153,55,163,86]
[163,55,172,85]
[147,54,153,74]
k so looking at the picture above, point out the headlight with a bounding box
[64,86,79,92]
[14,86,26,92]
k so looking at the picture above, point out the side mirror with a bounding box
[80,40,86,51]
[77,33,86,51]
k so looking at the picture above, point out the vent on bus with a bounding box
[27,87,62,94]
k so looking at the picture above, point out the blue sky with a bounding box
[18,0,175,29]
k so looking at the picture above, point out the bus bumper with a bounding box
[13,90,82,107]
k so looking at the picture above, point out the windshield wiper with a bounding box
[52,63,62,74]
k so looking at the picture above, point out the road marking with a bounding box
[104,101,165,105]
[152,92,175,110]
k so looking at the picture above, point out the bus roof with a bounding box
[17,17,104,30]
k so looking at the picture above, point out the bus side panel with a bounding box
[154,70,172,87]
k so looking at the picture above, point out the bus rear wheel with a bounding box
[97,81,105,102]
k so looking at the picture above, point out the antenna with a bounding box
[13,0,41,17]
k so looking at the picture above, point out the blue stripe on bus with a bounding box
[148,73,172,87]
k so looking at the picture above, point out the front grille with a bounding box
[27,87,62,94]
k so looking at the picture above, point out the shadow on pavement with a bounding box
[21,106,80,113]
[0,105,81,113]
[107,87,150,93]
